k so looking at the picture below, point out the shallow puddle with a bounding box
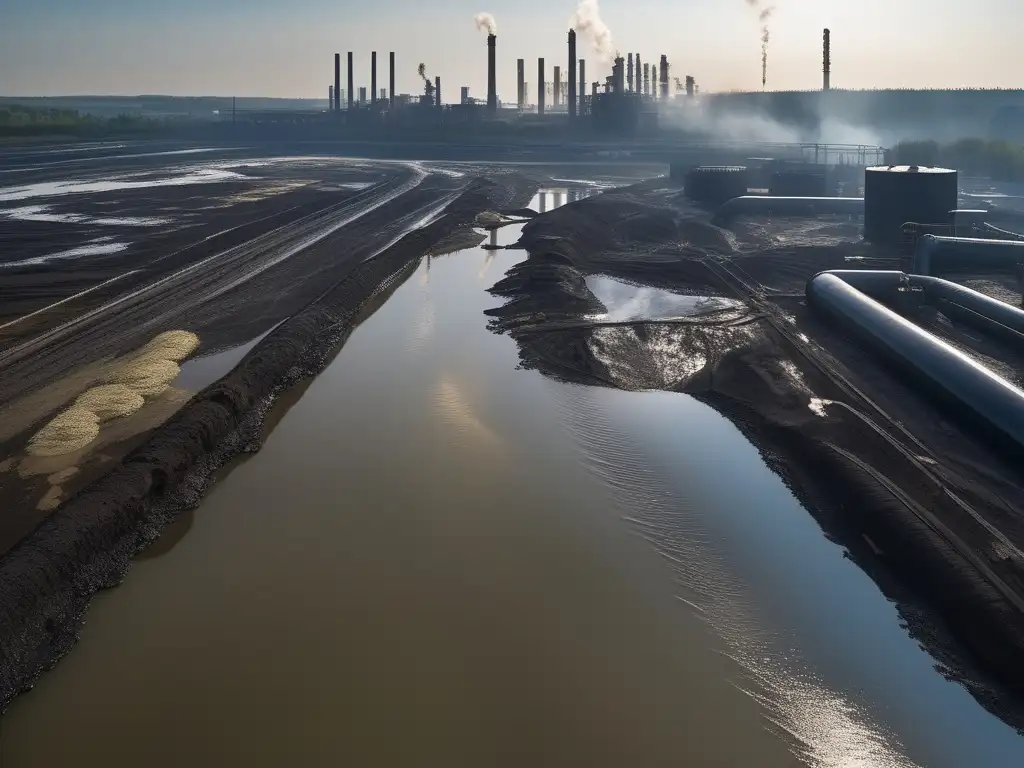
[586,274,743,322]
[1,192,1022,767]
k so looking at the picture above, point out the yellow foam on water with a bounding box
[134,330,200,362]
[74,384,145,421]
[27,407,101,457]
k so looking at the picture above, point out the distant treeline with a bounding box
[890,138,1024,182]
[0,104,173,137]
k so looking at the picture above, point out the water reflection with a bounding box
[586,274,744,322]
[2,189,1021,768]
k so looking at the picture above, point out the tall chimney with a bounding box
[487,33,498,114]
[435,76,442,109]
[635,54,642,95]
[823,29,831,91]
[568,30,577,119]
[538,58,545,114]
[651,64,657,98]
[334,54,341,111]
[578,59,585,115]
[554,66,561,106]
[390,52,396,108]
[627,54,634,93]
[643,63,649,96]
[659,55,669,100]
[347,52,354,110]
[517,58,525,108]
[371,52,377,108]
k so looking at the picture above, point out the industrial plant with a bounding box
[254,25,701,137]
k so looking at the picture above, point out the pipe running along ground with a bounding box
[820,269,1024,346]
[913,234,1024,275]
[715,195,864,222]
[806,270,1024,455]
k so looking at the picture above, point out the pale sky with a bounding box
[0,0,1018,99]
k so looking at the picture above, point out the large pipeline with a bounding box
[818,269,1024,347]
[715,195,863,222]
[807,271,1024,454]
[913,234,1024,275]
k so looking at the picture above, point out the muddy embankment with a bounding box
[0,174,535,709]
[487,182,1024,724]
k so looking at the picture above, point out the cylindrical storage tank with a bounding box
[770,170,829,197]
[684,166,749,205]
[864,165,958,245]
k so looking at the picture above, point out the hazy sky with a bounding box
[1,0,1018,99]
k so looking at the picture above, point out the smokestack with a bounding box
[371,52,377,108]
[435,76,442,109]
[390,52,396,108]
[579,59,585,115]
[517,58,525,109]
[554,66,561,106]
[635,54,641,95]
[334,54,341,111]
[627,54,634,93]
[823,28,831,91]
[659,55,669,100]
[651,64,657,97]
[487,33,497,114]
[643,63,650,96]
[347,52,354,110]
[612,56,624,94]
[538,58,545,114]
[568,30,577,119]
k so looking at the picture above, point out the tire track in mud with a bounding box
[0,163,437,410]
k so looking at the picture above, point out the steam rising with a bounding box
[745,0,774,88]
[570,0,614,62]
[473,12,497,35]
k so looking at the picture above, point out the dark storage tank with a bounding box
[864,165,958,245]
[684,166,750,205]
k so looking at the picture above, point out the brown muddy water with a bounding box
[2,191,1023,767]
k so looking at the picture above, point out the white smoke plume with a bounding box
[570,0,614,62]
[474,13,497,35]
[745,0,774,88]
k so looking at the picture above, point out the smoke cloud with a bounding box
[744,1,774,88]
[570,0,614,62]
[474,12,497,35]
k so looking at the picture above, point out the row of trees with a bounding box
[888,138,1024,182]
[0,105,166,137]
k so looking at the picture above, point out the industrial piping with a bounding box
[806,271,1024,455]
[715,195,864,222]
[816,270,1024,345]
[913,234,1024,275]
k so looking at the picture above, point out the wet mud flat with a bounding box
[0,162,536,706]
[0,152,545,532]
[488,180,1024,723]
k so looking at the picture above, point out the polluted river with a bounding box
[2,189,1023,767]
